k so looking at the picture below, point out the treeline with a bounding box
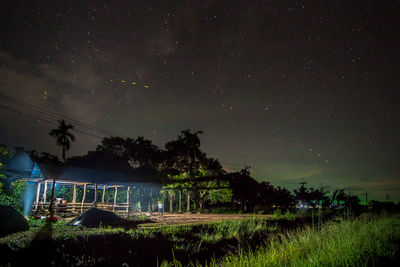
[1,127,400,214]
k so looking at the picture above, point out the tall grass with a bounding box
[214,215,400,266]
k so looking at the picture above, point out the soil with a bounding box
[143,212,275,225]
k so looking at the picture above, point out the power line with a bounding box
[0,104,104,139]
[0,93,124,137]
[0,92,127,138]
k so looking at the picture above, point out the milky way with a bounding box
[0,1,399,201]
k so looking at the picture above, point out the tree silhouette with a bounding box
[165,129,204,176]
[48,119,75,219]
[49,119,75,162]
[294,180,311,206]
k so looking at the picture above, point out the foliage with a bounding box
[49,119,75,161]
[284,209,295,220]
[273,208,281,219]
[0,145,24,210]
[214,214,400,267]
[0,179,25,210]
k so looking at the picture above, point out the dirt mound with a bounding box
[69,208,126,228]
[0,205,29,237]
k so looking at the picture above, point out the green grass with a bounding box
[208,214,400,267]
[3,214,397,266]
[0,217,279,266]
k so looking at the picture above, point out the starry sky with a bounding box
[0,1,399,202]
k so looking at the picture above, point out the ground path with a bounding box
[138,213,274,225]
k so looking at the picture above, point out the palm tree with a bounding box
[49,119,75,162]
[48,119,75,219]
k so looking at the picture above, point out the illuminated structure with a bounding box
[6,152,161,217]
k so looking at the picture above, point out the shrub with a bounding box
[273,208,281,219]
[284,209,295,220]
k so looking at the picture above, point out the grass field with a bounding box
[164,214,400,267]
[1,213,399,266]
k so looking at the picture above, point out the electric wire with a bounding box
[0,93,127,138]
[0,104,104,139]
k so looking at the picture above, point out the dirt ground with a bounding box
[141,212,274,225]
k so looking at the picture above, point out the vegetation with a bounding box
[2,214,399,266]
[0,145,25,209]
[216,214,400,266]
[162,214,400,266]
[0,217,282,266]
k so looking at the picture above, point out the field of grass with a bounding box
[0,216,284,266]
[164,214,400,266]
[1,214,399,266]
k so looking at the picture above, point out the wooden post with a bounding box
[169,190,173,212]
[43,180,48,203]
[72,184,77,211]
[72,184,77,203]
[186,190,190,212]
[35,182,41,211]
[102,185,106,203]
[81,183,87,213]
[126,186,130,217]
[49,177,56,218]
[148,188,152,214]
[93,183,98,208]
[113,186,118,212]
[137,187,141,212]
[179,190,182,213]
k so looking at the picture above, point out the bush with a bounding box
[273,209,281,219]
[0,179,25,211]
[284,209,295,220]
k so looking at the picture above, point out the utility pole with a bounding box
[300,177,307,187]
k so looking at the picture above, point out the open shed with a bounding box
[6,152,162,217]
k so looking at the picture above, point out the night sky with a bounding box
[0,1,399,202]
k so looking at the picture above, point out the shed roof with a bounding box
[6,152,163,185]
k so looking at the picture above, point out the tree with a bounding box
[0,145,24,210]
[49,119,75,219]
[294,180,311,207]
[165,129,204,176]
[309,186,330,208]
[230,170,260,212]
[49,119,75,162]
[129,136,161,168]
[331,189,346,209]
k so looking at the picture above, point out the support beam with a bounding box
[72,184,77,212]
[137,187,141,212]
[35,182,41,211]
[148,188,152,214]
[93,183,98,208]
[81,183,87,213]
[186,191,190,213]
[102,185,106,203]
[113,186,118,212]
[126,186,130,217]
[72,184,77,203]
[43,180,48,203]
[49,177,56,218]
[179,190,182,213]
